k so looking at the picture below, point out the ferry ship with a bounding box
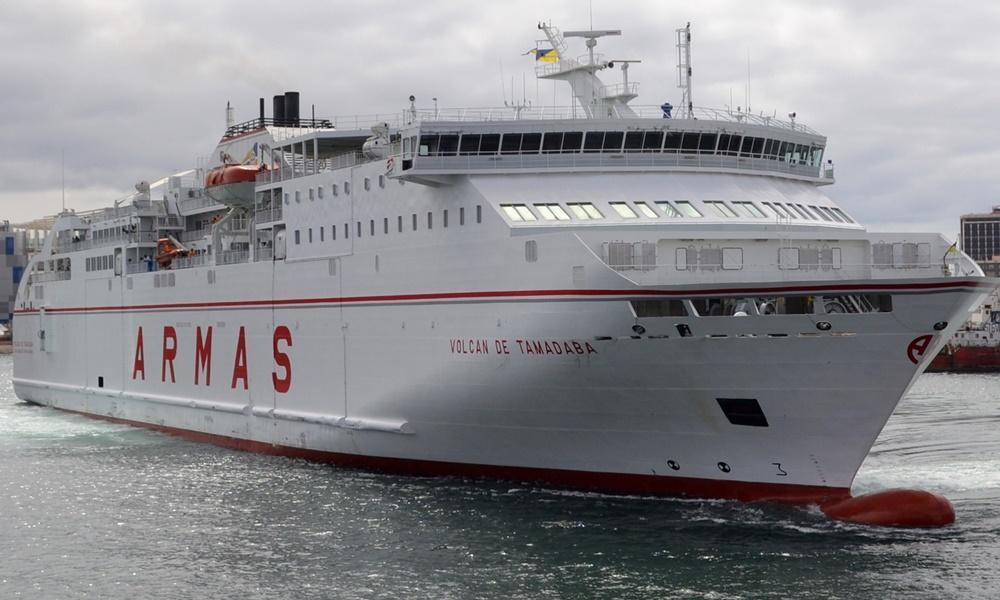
[928,288,1000,372]
[12,24,995,509]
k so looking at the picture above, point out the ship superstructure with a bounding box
[11,24,995,505]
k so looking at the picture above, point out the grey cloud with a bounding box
[1,0,997,236]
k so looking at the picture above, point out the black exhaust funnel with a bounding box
[284,91,300,126]
[273,94,285,125]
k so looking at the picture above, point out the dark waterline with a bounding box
[2,356,998,599]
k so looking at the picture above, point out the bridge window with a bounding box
[534,204,571,221]
[501,204,536,221]
[438,135,459,156]
[655,202,682,217]
[561,132,583,153]
[459,134,481,155]
[751,137,766,157]
[610,202,638,218]
[817,206,842,222]
[521,133,541,153]
[664,132,682,152]
[480,134,500,154]
[642,131,664,151]
[624,131,644,151]
[681,132,700,152]
[603,131,623,151]
[584,131,605,152]
[567,203,604,220]
[674,201,703,218]
[763,139,779,158]
[501,133,522,154]
[634,202,658,218]
[733,201,766,218]
[705,201,737,218]
[541,132,563,153]
[699,133,718,153]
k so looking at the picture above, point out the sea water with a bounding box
[1,355,998,599]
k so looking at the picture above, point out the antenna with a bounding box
[61,148,65,212]
[589,0,593,30]
[746,49,751,113]
[676,22,693,118]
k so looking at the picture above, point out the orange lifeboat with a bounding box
[203,163,263,208]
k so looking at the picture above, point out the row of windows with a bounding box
[293,205,483,245]
[500,200,854,224]
[281,175,394,206]
[86,254,114,272]
[631,294,892,318]
[419,131,824,166]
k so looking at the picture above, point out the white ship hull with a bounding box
[12,240,989,502]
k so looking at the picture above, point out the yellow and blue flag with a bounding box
[525,48,558,63]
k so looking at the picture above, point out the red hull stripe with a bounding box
[51,405,849,505]
[11,280,992,316]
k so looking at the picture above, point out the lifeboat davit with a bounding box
[204,164,262,208]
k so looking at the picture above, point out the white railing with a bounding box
[31,270,72,283]
[256,206,282,223]
[406,151,823,178]
[600,82,640,98]
[217,249,249,266]
[259,104,817,135]
[179,195,224,213]
[256,152,372,184]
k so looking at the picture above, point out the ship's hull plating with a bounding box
[12,259,987,504]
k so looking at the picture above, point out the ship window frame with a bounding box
[459,207,465,225]
[357,221,362,237]
[567,202,604,220]
[501,133,523,155]
[831,207,855,223]
[332,224,337,240]
[443,209,449,228]
[680,132,700,152]
[308,228,313,243]
[610,202,639,219]
[584,131,605,152]
[603,131,624,152]
[344,181,351,195]
[808,205,832,221]
[479,134,500,154]
[733,201,766,218]
[655,201,682,218]
[398,215,403,232]
[412,213,418,231]
[344,223,349,239]
[476,205,482,224]
[790,204,814,219]
[674,201,703,218]
[561,131,583,153]
[534,204,571,221]
[370,219,375,236]
[384,217,389,234]
[318,186,324,199]
[437,134,459,156]
[623,131,644,152]
[308,187,315,200]
[459,134,481,156]
[541,132,563,153]
[427,211,434,229]
[520,133,542,153]
[764,202,793,218]
[634,202,658,218]
[699,133,718,153]
[705,201,738,218]
[642,131,664,151]
[818,206,842,222]
[664,132,682,152]
[294,229,301,245]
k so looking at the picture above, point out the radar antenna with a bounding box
[533,22,638,118]
[676,22,693,119]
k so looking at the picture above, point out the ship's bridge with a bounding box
[391,106,830,186]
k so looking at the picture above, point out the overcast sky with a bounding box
[2,0,999,237]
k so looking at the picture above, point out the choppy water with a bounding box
[1,355,998,599]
